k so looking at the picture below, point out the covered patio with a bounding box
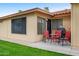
[43,9,71,46]
[42,3,79,51]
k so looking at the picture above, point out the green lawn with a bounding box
[0,40,68,56]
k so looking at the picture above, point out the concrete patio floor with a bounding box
[0,38,79,56]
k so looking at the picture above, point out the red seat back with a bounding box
[43,30,49,38]
[54,30,61,38]
[65,31,71,41]
[55,30,61,37]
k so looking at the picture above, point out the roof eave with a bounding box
[0,8,53,20]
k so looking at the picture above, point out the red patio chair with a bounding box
[51,30,61,42]
[60,31,71,46]
[42,30,49,42]
[65,31,71,43]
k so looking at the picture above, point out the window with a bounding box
[37,17,46,34]
[51,19,63,30]
[11,17,26,34]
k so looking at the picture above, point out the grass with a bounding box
[0,40,68,56]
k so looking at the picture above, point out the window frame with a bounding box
[11,17,26,34]
[51,19,63,30]
[37,17,46,35]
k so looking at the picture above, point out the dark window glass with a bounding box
[11,17,26,34]
[37,17,46,34]
[51,19,63,30]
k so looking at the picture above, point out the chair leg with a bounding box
[56,38,61,45]
[42,37,46,43]
[61,38,65,46]
[61,39,63,46]
[52,39,56,43]
[52,39,54,42]
[58,38,60,44]
[50,39,52,43]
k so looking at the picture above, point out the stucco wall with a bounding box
[0,13,40,42]
[0,19,8,38]
[71,4,79,48]
[0,12,51,42]
[63,16,71,31]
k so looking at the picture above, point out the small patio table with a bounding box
[50,34,60,43]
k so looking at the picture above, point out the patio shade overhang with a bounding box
[51,9,71,19]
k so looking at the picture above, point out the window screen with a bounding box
[37,17,46,34]
[11,17,26,34]
[51,19,63,30]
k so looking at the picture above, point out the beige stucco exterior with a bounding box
[63,16,71,31]
[71,3,79,48]
[0,12,53,42]
[0,13,39,42]
[0,9,71,43]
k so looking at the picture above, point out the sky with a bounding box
[0,3,71,17]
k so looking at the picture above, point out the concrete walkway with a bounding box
[0,38,79,56]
